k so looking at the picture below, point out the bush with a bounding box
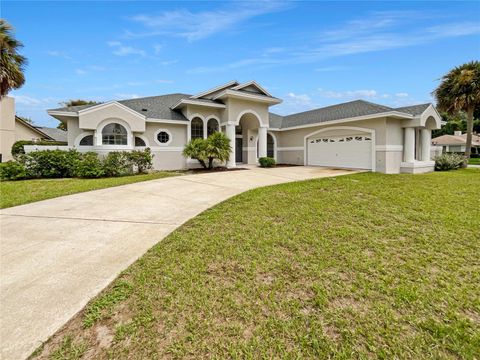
[127,148,153,174]
[259,157,276,168]
[11,140,67,158]
[103,152,132,177]
[74,152,105,178]
[434,153,466,171]
[183,133,231,169]
[23,149,81,178]
[0,161,27,180]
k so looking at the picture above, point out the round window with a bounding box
[157,131,170,144]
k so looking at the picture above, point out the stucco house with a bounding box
[0,96,67,162]
[47,80,442,174]
[431,131,480,154]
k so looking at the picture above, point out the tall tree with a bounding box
[0,20,27,97]
[434,61,480,160]
[60,99,98,107]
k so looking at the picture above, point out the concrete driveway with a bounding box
[0,166,357,359]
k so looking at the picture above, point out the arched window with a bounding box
[79,135,93,146]
[135,136,146,147]
[102,123,128,145]
[207,118,219,137]
[191,118,204,139]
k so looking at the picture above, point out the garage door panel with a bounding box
[307,134,372,169]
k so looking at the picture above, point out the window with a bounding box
[135,137,146,147]
[267,133,274,158]
[207,118,219,137]
[79,135,93,146]
[102,123,128,145]
[191,118,204,139]
[157,131,170,144]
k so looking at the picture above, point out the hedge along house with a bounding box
[47,80,442,174]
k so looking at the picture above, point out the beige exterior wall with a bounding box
[79,103,145,132]
[0,97,16,161]
[143,122,187,148]
[225,98,270,126]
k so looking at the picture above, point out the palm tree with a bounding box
[0,19,27,97]
[434,61,480,161]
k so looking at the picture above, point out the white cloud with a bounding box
[318,89,378,99]
[45,50,71,59]
[108,41,146,57]
[126,1,289,41]
[114,93,141,100]
[13,95,43,105]
[153,44,162,55]
[395,92,409,98]
[272,92,317,115]
[75,69,87,75]
[187,12,480,73]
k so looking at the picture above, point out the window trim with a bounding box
[79,135,94,146]
[207,118,220,137]
[190,117,204,140]
[154,128,173,146]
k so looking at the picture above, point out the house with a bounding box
[46,80,442,174]
[0,96,67,162]
[431,131,480,154]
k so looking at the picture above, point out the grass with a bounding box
[0,172,180,209]
[468,157,480,165]
[32,169,480,359]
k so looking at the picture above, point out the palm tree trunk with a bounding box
[465,106,474,162]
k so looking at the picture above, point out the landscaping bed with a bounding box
[32,169,480,359]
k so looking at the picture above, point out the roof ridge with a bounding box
[282,99,391,118]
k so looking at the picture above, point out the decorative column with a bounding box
[226,122,236,168]
[404,127,415,163]
[420,129,431,162]
[258,126,267,159]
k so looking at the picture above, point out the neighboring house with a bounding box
[431,131,480,154]
[47,80,442,174]
[0,96,67,162]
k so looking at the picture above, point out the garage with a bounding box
[307,133,373,169]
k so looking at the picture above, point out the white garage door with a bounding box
[307,134,372,169]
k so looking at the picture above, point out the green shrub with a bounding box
[0,161,27,180]
[74,152,105,178]
[11,140,67,158]
[258,157,276,168]
[127,148,153,174]
[23,149,81,178]
[103,152,132,177]
[434,153,466,171]
[183,133,231,169]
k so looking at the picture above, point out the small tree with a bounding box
[183,138,208,169]
[205,132,231,169]
[433,61,480,161]
[183,132,231,170]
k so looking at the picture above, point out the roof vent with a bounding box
[141,108,148,112]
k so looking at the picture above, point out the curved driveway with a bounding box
[0,166,356,359]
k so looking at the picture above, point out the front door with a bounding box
[235,138,243,163]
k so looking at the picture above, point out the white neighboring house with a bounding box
[431,131,480,154]
[46,80,442,174]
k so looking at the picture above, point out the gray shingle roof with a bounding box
[35,127,68,142]
[269,100,433,129]
[48,94,191,121]
[394,103,431,116]
[118,94,189,120]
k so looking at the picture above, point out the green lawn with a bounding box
[468,157,480,165]
[0,172,180,209]
[33,169,480,359]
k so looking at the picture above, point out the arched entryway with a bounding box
[235,111,263,165]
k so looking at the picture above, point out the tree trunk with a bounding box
[465,106,474,163]
[196,158,207,169]
[208,157,214,169]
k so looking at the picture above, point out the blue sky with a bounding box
[3,0,480,127]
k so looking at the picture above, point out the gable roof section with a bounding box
[48,94,190,121]
[191,80,239,99]
[231,81,273,97]
[15,116,54,140]
[35,127,67,142]
[394,103,431,116]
